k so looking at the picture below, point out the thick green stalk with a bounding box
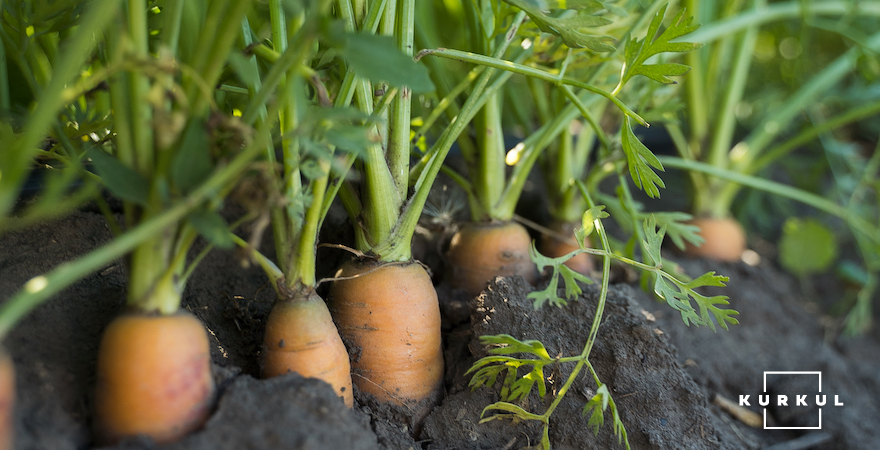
[386,0,413,203]
[473,93,506,221]
[160,0,186,54]
[706,17,758,170]
[370,12,528,260]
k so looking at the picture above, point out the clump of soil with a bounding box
[3,210,880,449]
[423,276,740,450]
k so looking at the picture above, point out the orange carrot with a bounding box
[328,259,444,410]
[262,289,353,407]
[447,221,537,296]
[538,220,594,275]
[0,348,13,450]
[93,310,214,445]
[683,217,747,262]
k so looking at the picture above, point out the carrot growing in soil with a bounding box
[229,1,354,406]
[86,1,254,443]
[320,0,531,416]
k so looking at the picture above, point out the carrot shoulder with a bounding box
[93,310,214,444]
[683,217,747,262]
[447,221,537,296]
[328,259,444,409]
[262,290,353,407]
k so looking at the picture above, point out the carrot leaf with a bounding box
[503,0,616,52]
[651,211,702,250]
[467,334,553,401]
[621,116,665,198]
[618,4,700,89]
[582,383,629,447]
[641,217,738,331]
[528,242,593,309]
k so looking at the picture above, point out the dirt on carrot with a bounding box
[262,289,353,407]
[328,258,444,418]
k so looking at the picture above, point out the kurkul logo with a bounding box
[739,371,843,429]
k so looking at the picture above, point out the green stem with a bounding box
[751,100,880,174]
[474,92,506,221]
[371,12,528,260]
[735,31,880,172]
[658,156,880,246]
[0,125,272,338]
[706,13,758,170]
[387,0,413,207]
[687,1,880,45]
[419,48,647,126]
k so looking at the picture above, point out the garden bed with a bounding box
[3,210,879,449]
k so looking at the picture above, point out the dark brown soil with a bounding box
[2,210,879,449]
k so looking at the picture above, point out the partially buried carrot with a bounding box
[262,289,353,407]
[0,347,13,450]
[447,221,538,296]
[328,259,444,411]
[683,217,747,262]
[93,310,214,445]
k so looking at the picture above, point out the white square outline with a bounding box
[762,371,822,430]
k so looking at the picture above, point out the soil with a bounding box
[2,209,879,449]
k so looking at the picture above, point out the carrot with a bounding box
[328,259,444,410]
[0,348,13,450]
[538,220,594,275]
[683,217,747,262]
[262,290,353,407]
[447,221,538,296]
[93,310,214,445]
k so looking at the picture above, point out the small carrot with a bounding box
[683,217,746,262]
[93,310,214,445]
[538,220,594,275]
[262,289,353,407]
[0,348,14,450]
[447,221,537,296]
[328,259,444,410]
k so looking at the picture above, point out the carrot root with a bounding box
[93,310,215,445]
[328,259,444,410]
[0,348,14,450]
[447,221,537,296]
[262,290,353,407]
[683,217,747,262]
